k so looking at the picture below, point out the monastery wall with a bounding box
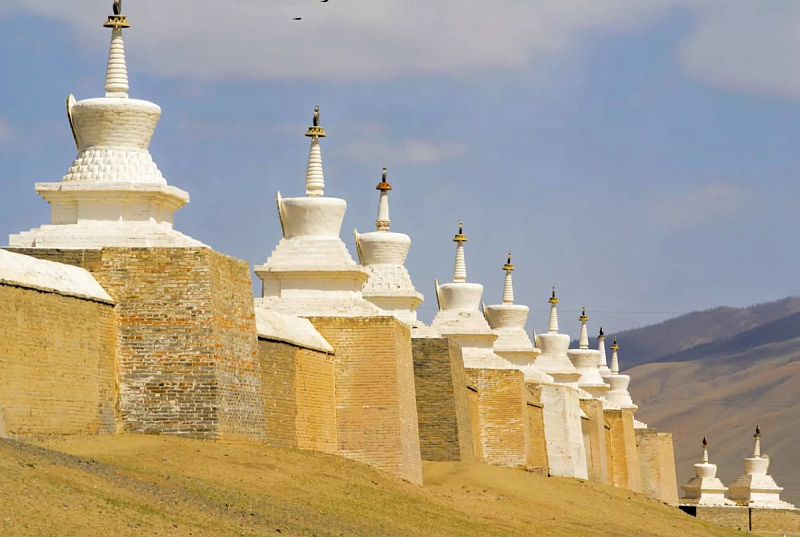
[465,369,528,468]
[0,280,116,436]
[525,393,549,476]
[528,382,588,479]
[411,338,475,462]
[257,339,337,453]
[466,385,483,462]
[580,399,609,484]
[605,408,642,492]
[685,506,800,533]
[308,316,423,485]
[750,508,800,533]
[7,247,267,442]
[657,432,679,505]
[635,428,663,501]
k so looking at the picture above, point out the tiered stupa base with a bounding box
[9,222,203,248]
[729,466,796,509]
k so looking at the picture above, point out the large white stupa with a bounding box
[355,168,434,335]
[566,308,609,401]
[254,107,380,318]
[728,426,795,509]
[431,222,507,369]
[484,254,551,382]
[534,288,581,386]
[9,4,202,249]
[681,437,734,506]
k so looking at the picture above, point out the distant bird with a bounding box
[113,0,122,15]
[321,0,329,2]
[293,17,302,20]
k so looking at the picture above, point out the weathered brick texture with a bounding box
[686,506,800,533]
[411,338,475,462]
[525,394,549,476]
[750,508,800,533]
[605,408,642,492]
[657,432,679,505]
[7,248,266,441]
[0,282,116,435]
[465,369,528,468]
[258,339,337,453]
[581,399,609,484]
[636,428,662,500]
[682,506,749,531]
[308,316,423,485]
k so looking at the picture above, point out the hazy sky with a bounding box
[3,1,800,338]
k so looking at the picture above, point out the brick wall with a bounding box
[411,338,475,462]
[683,506,749,531]
[7,248,266,441]
[686,506,800,533]
[257,339,337,453]
[751,508,800,533]
[658,432,679,505]
[0,282,116,435]
[308,316,423,485]
[525,392,549,475]
[581,399,609,484]
[605,408,642,492]
[466,385,483,462]
[636,428,662,501]
[465,369,528,468]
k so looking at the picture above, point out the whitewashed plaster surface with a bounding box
[255,309,334,353]
[538,383,589,480]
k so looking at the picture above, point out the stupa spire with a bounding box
[375,167,391,231]
[548,286,559,333]
[453,221,468,283]
[578,307,589,349]
[103,1,131,98]
[502,252,514,304]
[753,425,761,458]
[598,327,608,368]
[610,336,620,374]
[702,436,709,464]
[305,106,327,197]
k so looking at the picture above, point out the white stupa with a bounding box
[484,254,552,382]
[728,426,795,509]
[597,327,611,377]
[254,107,380,318]
[603,337,637,410]
[355,168,434,336]
[681,437,734,506]
[566,308,609,401]
[9,4,202,249]
[431,222,507,369]
[534,288,581,386]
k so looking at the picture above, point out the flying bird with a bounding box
[113,0,122,15]
[321,0,329,2]
[293,17,302,20]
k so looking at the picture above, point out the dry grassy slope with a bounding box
[0,435,740,537]
[629,337,800,507]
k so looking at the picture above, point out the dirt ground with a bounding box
[0,435,753,536]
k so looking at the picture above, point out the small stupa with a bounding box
[603,337,637,410]
[355,168,434,335]
[484,253,552,382]
[9,2,202,248]
[566,308,609,400]
[597,328,611,377]
[681,437,734,506]
[254,106,380,317]
[534,287,581,386]
[728,426,795,508]
[431,222,507,369]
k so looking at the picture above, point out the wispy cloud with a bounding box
[653,182,753,229]
[334,138,466,164]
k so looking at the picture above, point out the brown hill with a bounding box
[0,435,740,537]
[629,336,800,507]
[612,296,800,368]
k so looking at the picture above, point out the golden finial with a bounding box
[579,306,588,322]
[376,166,392,191]
[549,286,559,304]
[755,425,761,439]
[598,327,605,339]
[104,0,130,28]
[305,106,326,138]
[610,336,619,351]
[453,220,467,243]
[703,436,708,448]
[503,252,514,272]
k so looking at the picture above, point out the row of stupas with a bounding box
[4,2,651,486]
[7,0,645,414]
[681,429,795,509]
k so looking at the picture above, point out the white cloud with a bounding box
[5,0,668,82]
[334,137,466,164]
[653,182,752,228]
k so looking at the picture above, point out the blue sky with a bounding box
[3,1,800,339]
